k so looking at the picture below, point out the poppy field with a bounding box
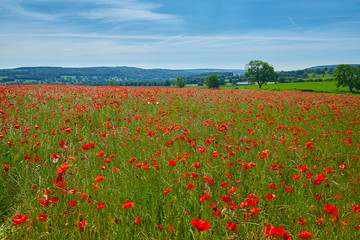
[1,85,360,239]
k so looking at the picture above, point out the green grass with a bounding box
[229,81,352,93]
[186,81,354,94]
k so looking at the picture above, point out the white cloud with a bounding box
[1,1,62,21]
[77,0,181,23]
[82,8,179,23]
[1,31,359,70]
[1,0,180,23]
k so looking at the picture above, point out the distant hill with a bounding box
[305,64,360,70]
[0,66,245,86]
[181,69,246,75]
[0,64,358,86]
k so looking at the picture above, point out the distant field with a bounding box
[182,81,354,94]
[235,81,350,93]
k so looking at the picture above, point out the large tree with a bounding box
[207,74,220,89]
[244,60,278,88]
[334,64,360,93]
[174,76,187,88]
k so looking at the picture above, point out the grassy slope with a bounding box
[209,81,351,94]
[235,81,350,93]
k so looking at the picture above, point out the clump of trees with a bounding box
[244,60,278,88]
[207,74,220,89]
[335,64,360,93]
[174,76,187,88]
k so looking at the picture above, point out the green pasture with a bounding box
[235,81,351,93]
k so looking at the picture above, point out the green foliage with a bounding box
[186,72,239,86]
[244,60,278,88]
[334,64,360,92]
[174,76,187,88]
[164,80,172,86]
[206,74,220,89]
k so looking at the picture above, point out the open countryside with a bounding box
[1,0,360,239]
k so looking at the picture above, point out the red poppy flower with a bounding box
[187,184,195,189]
[221,196,232,203]
[200,194,211,202]
[79,194,89,198]
[251,208,261,214]
[316,218,324,225]
[69,188,77,194]
[193,162,200,168]
[4,164,11,172]
[56,182,67,188]
[352,205,360,213]
[82,143,95,150]
[299,165,307,172]
[214,210,221,216]
[262,225,287,239]
[243,163,250,170]
[226,222,238,231]
[95,176,105,182]
[191,219,212,232]
[68,201,78,207]
[324,205,339,214]
[37,214,48,221]
[96,151,106,157]
[266,193,276,201]
[134,217,142,225]
[57,163,72,174]
[163,188,172,194]
[122,201,135,209]
[97,203,106,209]
[298,231,314,239]
[12,213,29,225]
[168,160,176,166]
[221,182,229,188]
[298,217,307,225]
[78,218,88,232]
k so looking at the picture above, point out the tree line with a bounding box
[174,61,360,93]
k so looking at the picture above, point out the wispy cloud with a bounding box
[1,0,180,23]
[3,32,359,42]
[1,0,359,70]
[82,8,179,23]
[287,16,299,27]
[78,0,180,23]
[1,0,62,21]
[1,31,359,70]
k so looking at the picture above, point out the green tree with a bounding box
[244,60,278,88]
[334,64,360,93]
[164,80,172,86]
[175,76,187,88]
[207,74,220,89]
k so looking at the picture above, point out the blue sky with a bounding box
[0,0,359,70]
